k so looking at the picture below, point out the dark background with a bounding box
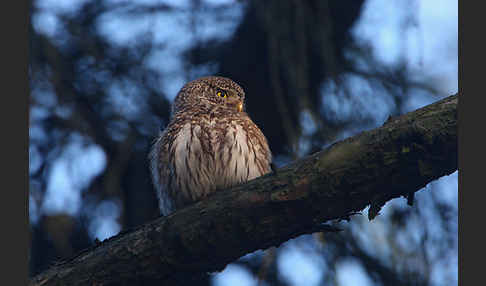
[29,0,458,285]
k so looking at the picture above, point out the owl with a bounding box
[149,76,272,216]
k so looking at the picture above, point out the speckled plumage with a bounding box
[149,76,272,216]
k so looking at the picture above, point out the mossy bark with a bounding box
[30,94,458,286]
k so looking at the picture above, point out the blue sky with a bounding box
[31,0,458,285]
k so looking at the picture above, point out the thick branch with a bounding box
[31,94,458,286]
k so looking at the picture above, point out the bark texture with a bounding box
[30,94,458,286]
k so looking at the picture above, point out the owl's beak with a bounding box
[227,97,244,112]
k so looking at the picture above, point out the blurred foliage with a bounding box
[29,0,457,285]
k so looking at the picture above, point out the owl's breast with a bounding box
[170,117,271,202]
[214,122,265,187]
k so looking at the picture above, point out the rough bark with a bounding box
[30,94,458,286]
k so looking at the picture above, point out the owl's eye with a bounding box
[217,90,227,98]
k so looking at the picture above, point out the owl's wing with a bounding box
[149,130,174,216]
[246,118,273,174]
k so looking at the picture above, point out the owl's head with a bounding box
[172,76,246,114]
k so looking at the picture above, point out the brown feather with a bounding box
[149,76,272,215]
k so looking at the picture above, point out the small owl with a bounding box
[150,76,272,216]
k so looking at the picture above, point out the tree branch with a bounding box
[30,94,458,286]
